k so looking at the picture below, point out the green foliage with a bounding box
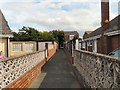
[11,26,65,45]
[18,26,41,41]
[50,30,65,42]
[50,30,65,47]
[42,31,54,40]
[11,32,19,41]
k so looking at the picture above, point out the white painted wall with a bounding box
[70,35,74,40]
[82,42,85,49]
[75,39,79,50]
[38,42,53,51]
[7,38,10,57]
[48,43,53,50]
[78,43,81,50]
[93,40,97,53]
[38,42,45,51]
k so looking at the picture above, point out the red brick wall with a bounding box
[102,35,108,54]
[101,1,109,27]
[97,35,120,54]
[47,42,58,61]
[6,42,58,89]
[97,36,108,54]
[47,49,56,61]
[74,34,79,39]
[97,38,102,53]
[83,33,88,39]
[6,59,46,88]
[88,46,93,52]
[65,34,70,41]
[65,34,79,42]
[109,35,120,53]
[100,0,109,54]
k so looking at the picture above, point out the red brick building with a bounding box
[64,31,79,42]
[83,31,92,39]
[80,0,120,55]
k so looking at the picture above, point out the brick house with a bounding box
[80,16,120,54]
[64,31,79,42]
[104,16,120,54]
[83,31,92,39]
[0,10,13,57]
[80,0,120,55]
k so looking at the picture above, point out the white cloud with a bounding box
[0,0,118,35]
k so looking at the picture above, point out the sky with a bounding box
[0,0,119,37]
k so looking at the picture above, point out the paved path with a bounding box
[39,49,80,88]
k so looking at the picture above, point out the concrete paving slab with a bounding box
[28,73,46,88]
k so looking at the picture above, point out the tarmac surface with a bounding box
[39,49,80,88]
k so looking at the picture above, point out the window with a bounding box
[25,43,34,51]
[70,35,74,40]
[12,43,22,51]
[82,42,85,48]
[91,40,94,50]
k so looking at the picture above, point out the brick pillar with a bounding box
[36,41,39,51]
[101,0,110,54]
[101,0,109,27]
[45,43,48,60]
[106,36,111,54]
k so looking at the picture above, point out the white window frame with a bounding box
[12,43,22,51]
[69,35,74,40]
[82,42,85,48]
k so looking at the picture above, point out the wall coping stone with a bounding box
[0,50,45,63]
[75,49,120,61]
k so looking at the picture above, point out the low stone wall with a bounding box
[64,49,73,64]
[0,42,58,89]
[0,51,46,89]
[6,60,46,88]
[74,50,120,88]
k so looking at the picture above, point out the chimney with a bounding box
[101,0,109,27]
[101,0,110,54]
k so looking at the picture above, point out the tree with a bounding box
[42,31,54,40]
[11,27,65,47]
[11,26,43,41]
[50,30,65,48]
[19,26,42,41]
[10,32,19,41]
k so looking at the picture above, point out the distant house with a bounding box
[64,31,79,42]
[0,10,13,57]
[104,15,120,54]
[80,27,102,52]
[83,31,92,39]
[79,0,120,55]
